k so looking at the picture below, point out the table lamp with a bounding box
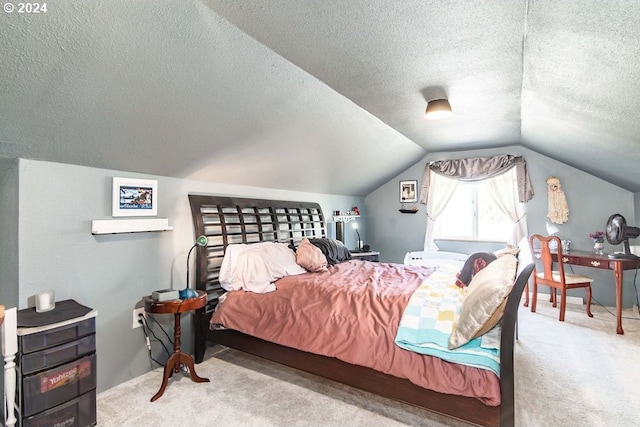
[353,223,362,252]
[180,235,207,299]
[546,221,560,251]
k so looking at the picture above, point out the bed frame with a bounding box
[188,194,533,427]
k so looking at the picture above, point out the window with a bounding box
[422,156,531,251]
[433,180,514,242]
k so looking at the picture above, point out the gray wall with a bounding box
[0,158,19,308]
[11,159,363,393]
[0,158,18,417]
[366,145,637,307]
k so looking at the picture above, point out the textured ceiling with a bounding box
[1,0,640,195]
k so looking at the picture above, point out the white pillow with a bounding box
[221,242,306,293]
[219,242,274,291]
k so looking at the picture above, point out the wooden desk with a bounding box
[530,250,639,334]
[144,291,210,401]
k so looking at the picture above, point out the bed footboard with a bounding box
[209,328,501,426]
[498,262,534,427]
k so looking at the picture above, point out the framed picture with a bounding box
[400,180,417,203]
[112,177,158,217]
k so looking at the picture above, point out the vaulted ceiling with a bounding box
[1,1,640,195]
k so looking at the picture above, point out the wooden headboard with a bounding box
[188,194,326,313]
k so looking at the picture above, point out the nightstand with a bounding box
[143,290,210,401]
[350,251,380,262]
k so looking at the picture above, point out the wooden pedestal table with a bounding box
[144,291,210,401]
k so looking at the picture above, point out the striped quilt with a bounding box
[394,263,501,376]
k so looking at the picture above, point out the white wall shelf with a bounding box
[91,218,173,235]
[333,215,360,223]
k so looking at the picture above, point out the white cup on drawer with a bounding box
[36,290,55,312]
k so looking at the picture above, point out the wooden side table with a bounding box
[144,290,210,401]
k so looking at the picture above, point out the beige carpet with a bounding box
[97,301,640,426]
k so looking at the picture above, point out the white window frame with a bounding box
[433,179,513,243]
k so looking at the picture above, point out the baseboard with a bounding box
[529,292,583,305]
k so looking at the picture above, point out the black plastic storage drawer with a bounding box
[22,389,97,427]
[20,318,96,354]
[21,335,96,375]
[22,353,97,417]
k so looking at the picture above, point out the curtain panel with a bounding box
[419,155,533,205]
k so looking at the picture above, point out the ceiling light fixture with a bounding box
[425,98,452,120]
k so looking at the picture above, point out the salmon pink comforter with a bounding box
[210,260,501,405]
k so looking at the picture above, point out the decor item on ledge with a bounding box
[400,180,417,203]
[590,231,605,255]
[425,98,452,120]
[399,179,418,213]
[112,177,158,217]
[181,235,208,299]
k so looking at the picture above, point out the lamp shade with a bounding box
[425,99,452,120]
[546,221,560,235]
[195,235,207,247]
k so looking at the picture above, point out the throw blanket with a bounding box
[307,238,352,265]
[395,263,501,376]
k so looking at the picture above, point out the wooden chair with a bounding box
[529,234,594,321]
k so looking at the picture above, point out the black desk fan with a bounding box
[605,213,640,259]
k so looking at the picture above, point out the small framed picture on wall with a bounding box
[112,177,158,217]
[399,180,417,203]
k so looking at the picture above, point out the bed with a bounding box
[188,194,533,427]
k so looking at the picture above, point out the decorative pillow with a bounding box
[494,245,520,258]
[448,254,518,349]
[296,238,328,272]
[455,252,497,288]
[308,238,352,265]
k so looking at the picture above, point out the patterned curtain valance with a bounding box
[419,155,534,204]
